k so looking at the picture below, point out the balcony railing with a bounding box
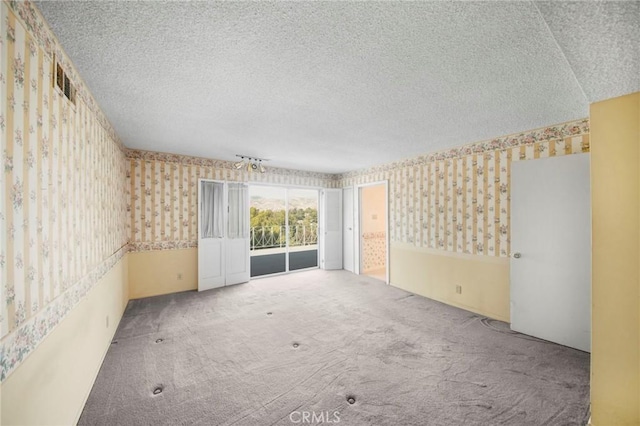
[250,224,318,251]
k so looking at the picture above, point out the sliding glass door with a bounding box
[249,185,319,277]
[249,186,287,276]
[288,189,319,271]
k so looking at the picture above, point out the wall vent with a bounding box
[52,55,76,104]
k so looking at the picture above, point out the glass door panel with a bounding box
[249,186,286,277]
[288,189,319,271]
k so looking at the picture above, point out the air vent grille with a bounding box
[53,55,76,104]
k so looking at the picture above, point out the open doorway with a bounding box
[359,184,387,282]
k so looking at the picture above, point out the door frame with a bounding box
[320,188,343,270]
[342,186,355,273]
[354,180,389,284]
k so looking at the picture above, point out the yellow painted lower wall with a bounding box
[590,92,640,425]
[128,249,197,299]
[389,243,510,322]
[0,255,129,426]
[130,246,510,323]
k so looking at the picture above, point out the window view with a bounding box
[250,186,319,277]
[287,188,319,271]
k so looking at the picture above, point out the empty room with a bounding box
[1,1,639,425]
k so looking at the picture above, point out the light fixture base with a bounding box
[234,154,269,173]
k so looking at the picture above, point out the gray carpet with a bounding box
[80,270,590,426]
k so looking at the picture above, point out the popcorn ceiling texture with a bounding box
[33,1,638,173]
[535,1,640,103]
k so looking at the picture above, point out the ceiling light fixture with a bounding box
[234,155,268,173]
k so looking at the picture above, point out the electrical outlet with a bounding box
[455,285,462,294]
[177,273,183,280]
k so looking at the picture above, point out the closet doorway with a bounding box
[249,185,319,277]
[359,183,388,282]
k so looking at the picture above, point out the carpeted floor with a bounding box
[80,270,590,426]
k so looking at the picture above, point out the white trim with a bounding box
[342,186,355,273]
[319,188,343,270]
[284,188,290,273]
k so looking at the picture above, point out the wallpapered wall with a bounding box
[126,149,339,252]
[0,1,128,381]
[362,232,386,272]
[339,119,590,258]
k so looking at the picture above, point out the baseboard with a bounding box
[73,301,127,424]
[1,255,130,425]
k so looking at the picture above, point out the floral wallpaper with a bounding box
[126,149,339,252]
[362,232,386,272]
[339,119,590,258]
[0,1,128,381]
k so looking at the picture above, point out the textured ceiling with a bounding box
[35,1,639,174]
[536,1,640,103]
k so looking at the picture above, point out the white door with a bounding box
[198,180,225,291]
[343,187,354,272]
[226,183,250,285]
[510,153,591,352]
[198,180,250,291]
[321,189,342,270]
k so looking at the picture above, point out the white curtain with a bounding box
[201,181,224,238]
[228,183,248,239]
